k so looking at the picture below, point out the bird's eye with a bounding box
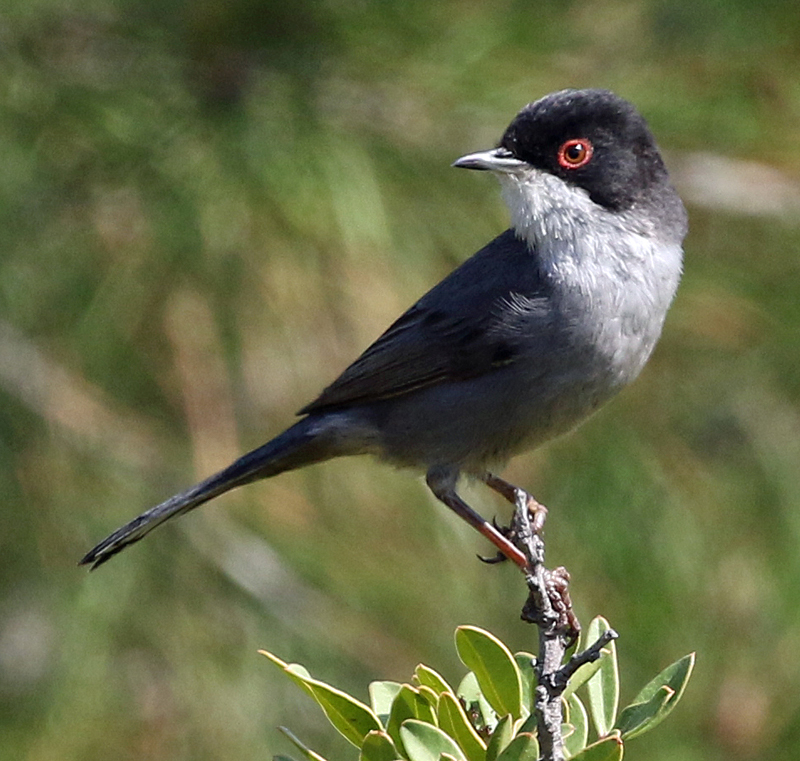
[557,139,593,169]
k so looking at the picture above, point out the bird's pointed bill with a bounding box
[452,148,526,172]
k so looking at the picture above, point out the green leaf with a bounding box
[455,627,523,720]
[513,653,536,716]
[563,693,589,758]
[260,650,316,699]
[562,659,604,703]
[515,713,538,736]
[495,733,539,761]
[457,672,496,733]
[415,664,454,696]
[562,640,606,705]
[303,681,383,747]
[360,730,402,761]
[567,733,623,761]
[370,681,403,724]
[562,618,615,702]
[615,653,695,740]
[437,692,487,761]
[615,687,672,741]
[397,685,438,725]
[260,651,382,747]
[274,756,302,761]
[418,685,441,711]
[278,726,329,761]
[485,715,514,761]
[583,618,619,737]
[399,719,464,761]
[388,685,439,755]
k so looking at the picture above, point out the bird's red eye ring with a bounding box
[557,139,593,169]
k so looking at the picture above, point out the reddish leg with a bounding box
[426,468,528,569]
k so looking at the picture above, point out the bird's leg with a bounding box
[426,468,528,570]
[481,472,548,533]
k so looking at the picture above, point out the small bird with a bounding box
[81,88,687,570]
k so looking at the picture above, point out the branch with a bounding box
[508,489,617,761]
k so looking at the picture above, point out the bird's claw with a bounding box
[478,551,508,564]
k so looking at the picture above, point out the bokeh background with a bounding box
[3,1,800,759]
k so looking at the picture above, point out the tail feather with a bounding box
[80,417,328,569]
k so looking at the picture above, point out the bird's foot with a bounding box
[480,472,548,533]
[426,468,528,569]
[478,517,513,563]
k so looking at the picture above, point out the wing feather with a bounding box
[299,230,553,414]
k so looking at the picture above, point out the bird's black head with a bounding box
[499,88,670,212]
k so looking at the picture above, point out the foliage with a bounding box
[261,619,694,761]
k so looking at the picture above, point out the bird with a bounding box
[80,88,687,571]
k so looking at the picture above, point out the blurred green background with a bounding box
[3,0,800,759]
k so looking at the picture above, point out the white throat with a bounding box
[494,167,677,286]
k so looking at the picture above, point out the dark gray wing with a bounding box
[300,230,555,415]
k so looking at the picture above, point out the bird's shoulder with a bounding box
[299,230,556,414]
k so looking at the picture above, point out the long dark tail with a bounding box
[80,416,333,569]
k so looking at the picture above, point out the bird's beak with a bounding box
[452,148,527,173]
